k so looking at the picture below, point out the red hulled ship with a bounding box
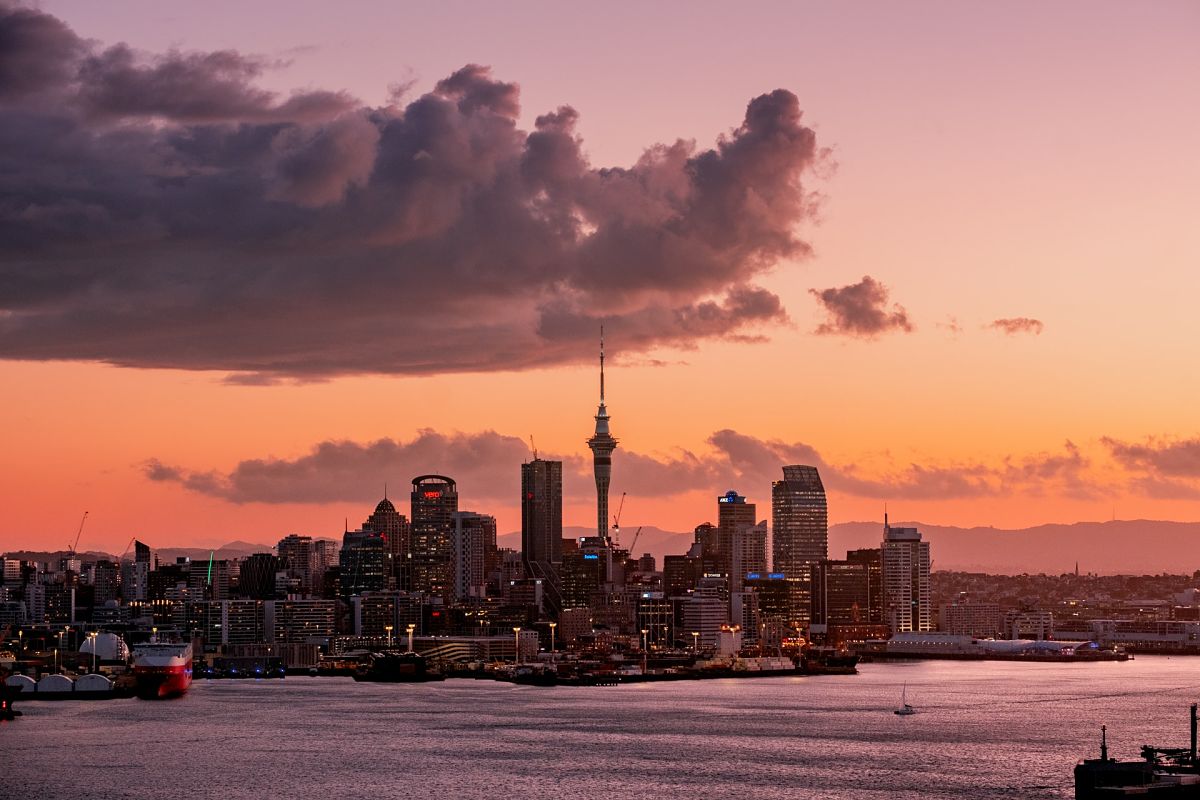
[131,642,193,699]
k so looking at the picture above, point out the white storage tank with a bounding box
[5,674,36,693]
[74,673,113,693]
[37,674,75,693]
[79,632,130,662]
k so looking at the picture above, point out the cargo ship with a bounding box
[131,642,193,700]
[1074,704,1200,797]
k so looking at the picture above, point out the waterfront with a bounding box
[8,658,1200,799]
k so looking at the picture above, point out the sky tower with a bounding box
[587,328,618,540]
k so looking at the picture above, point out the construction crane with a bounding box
[66,511,89,555]
[628,526,644,556]
[529,435,538,460]
[117,537,137,564]
[611,492,627,544]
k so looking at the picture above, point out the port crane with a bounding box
[611,492,627,544]
[66,511,89,555]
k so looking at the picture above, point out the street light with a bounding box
[406,623,416,654]
[548,622,557,661]
[512,627,522,664]
[87,632,98,673]
[56,628,68,674]
[641,629,649,674]
[692,631,699,654]
[385,625,394,648]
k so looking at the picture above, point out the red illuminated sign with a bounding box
[423,491,441,499]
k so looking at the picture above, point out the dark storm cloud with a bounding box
[989,317,1044,336]
[809,275,913,338]
[0,6,826,380]
[145,430,1096,506]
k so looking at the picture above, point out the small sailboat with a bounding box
[894,683,917,715]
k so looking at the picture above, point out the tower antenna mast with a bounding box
[600,324,605,404]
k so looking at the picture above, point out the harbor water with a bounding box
[7,657,1200,799]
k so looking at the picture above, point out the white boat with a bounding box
[894,683,917,715]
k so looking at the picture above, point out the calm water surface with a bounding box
[7,657,1200,799]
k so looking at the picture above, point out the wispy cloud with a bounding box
[809,276,913,338]
[988,317,1044,336]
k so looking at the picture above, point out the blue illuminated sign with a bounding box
[768,572,785,580]
[746,572,761,580]
[583,553,599,560]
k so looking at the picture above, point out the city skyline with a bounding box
[3,1,1200,556]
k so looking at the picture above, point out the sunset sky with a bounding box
[2,1,1198,554]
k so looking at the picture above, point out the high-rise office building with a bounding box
[586,331,618,540]
[772,465,828,576]
[881,520,931,633]
[811,548,884,628]
[559,550,604,610]
[662,552,704,599]
[277,534,315,596]
[451,511,496,602]
[521,458,563,611]
[730,520,768,595]
[120,540,151,602]
[716,490,756,586]
[364,494,410,589]
[339,530,387,599]
[240,553,280,600]
[410,475,458,600]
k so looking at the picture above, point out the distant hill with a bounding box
[499,525,693,562]
[830,519,1200,575]
[8,521,1197,575]
[502,520,1200,575]
[153,542,279,564]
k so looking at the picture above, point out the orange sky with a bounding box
[3,2,1199,554]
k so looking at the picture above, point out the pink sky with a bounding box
[2,1,1199,554]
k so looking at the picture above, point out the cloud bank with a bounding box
[1103,436,1200,499]
[144,428,1102,508]
[0,4,825,381]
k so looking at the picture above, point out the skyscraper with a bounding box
[881,519,931,633]
[771,465,828,576]
[410,475,458,600]
[586,330,617,540]
[717,490,760,601]
[521,457,563,611]
[716,491,756,571]
[363,493,410,589]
